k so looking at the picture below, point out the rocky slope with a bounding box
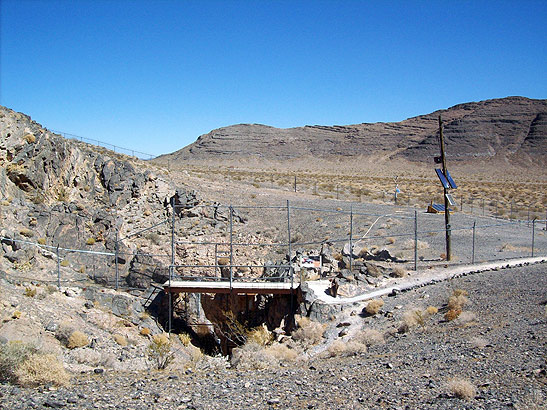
[159,96,547,165]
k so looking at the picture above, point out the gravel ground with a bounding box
[2,262,546,410]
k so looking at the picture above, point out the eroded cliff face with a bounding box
[159,96,546,164]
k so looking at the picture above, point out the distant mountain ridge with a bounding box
[161,96,546,165]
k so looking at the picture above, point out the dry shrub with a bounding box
[247,324,273,346]
[148,333,173,370]
[67,331,89,349]
[19,228,34,238]
[178,333,192,346]
[266,343,299,362]
[37,237,46,245]
[400,306,437,332]
[291,317,325,347]
[446,289,468,321]
[448,378,476,400]
[444,308,462,322]
[0,341,36,382]
[426,306,438,315]
[354,328,384,346]
[113,334,128,346]
[86,237,96,245]
[386,237,396,245]
[140,327,151,336]
[391,266,407,278]
[15,353,69,387]
[365,299,384,315]
[327,340,367,357]
[469,337,489,349]
[231,342,298,369]
[454,311,477,326]
[23,133,36,144]
[403,239,429,250]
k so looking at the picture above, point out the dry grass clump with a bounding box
[327,340,367,357]
[353,328,384,346]
[445,289,468,321]
[448,377,476,400]
[24,286,37,297]
[113,334,128,346]
[67,331,89,349]
[1,342,69,387]
[365,299,384,316]
[140,327,151,336]
[23,133,36,143]
[231,342,299,369]
[391,266,407,278]
[399,306,438,332]
[178,333,192,346]
[0,341,35,383]
[246,324,273,346]
[15,353,69,387]
[291,316,326,347]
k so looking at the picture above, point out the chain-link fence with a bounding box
[2,200,546,293]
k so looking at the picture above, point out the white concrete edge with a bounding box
[305,256,547,305]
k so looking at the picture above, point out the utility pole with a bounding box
[438,115,451,261]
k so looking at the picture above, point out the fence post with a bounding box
[527,207,530,227]
[472,221,476,264]
[532,218,536,257]
[56,244,61,290]
[349,206,353,272]
[115,231,119,291]
[414,210,418,271]
[286,200,294,285]
[229,205,234,290]
[294,175,297,193]
[482,199,485,216]
[169,197,176,334]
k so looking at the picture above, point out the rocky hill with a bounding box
[160,96,547,165]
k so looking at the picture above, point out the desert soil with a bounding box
[1,262,546,410]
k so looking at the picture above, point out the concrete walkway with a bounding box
[306,256,547,305]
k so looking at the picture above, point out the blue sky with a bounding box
[1,0,546,157]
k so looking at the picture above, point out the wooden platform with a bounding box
[163,280,300,295]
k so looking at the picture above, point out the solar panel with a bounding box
[432,204,446,212]
[435,169,450,189]
[445,170,457,189]
[445,193,457,206]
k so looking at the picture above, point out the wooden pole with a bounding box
[439,115,451,261]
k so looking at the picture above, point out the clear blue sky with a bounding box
[1,0,546,157]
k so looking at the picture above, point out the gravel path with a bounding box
[2,263,546,409]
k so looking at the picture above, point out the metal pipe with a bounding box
[414,210,418,271]
[349,205,353,271]
[532,218,536,257]
[472,221,476,264]
[229,205,233,290]
[115,231,119,291]
[56,244,61,290]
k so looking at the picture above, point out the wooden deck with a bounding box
[163,280,300,295]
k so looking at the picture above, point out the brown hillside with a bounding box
[159,96,546,165]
